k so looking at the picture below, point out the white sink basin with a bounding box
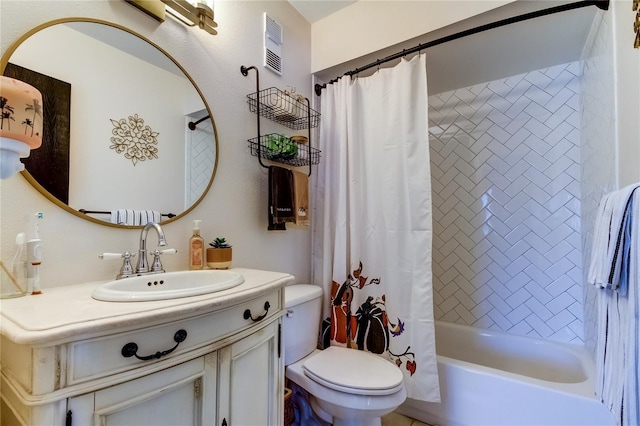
[92,270,244,302]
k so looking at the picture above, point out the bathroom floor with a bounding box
[382,412,432,426]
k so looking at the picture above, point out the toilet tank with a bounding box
[283,284,323,366]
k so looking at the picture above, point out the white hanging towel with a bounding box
[589,182,640,426]
[111,210,161,225]
[588,183,639,295]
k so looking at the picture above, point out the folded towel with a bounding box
[274,91,298,120]
[111,209,162,226]
[588,183,640,295]
[292,170,310,226]
[268,166,295,230]
[267,91,280,108]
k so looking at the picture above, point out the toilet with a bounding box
[283,284,407,426]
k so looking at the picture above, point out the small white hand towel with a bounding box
[110,210,120,224]
[110,209,131,225]
[149,210,161,223]
[111,209,160,226]
[135,210,147,226]
[135,210,162,225]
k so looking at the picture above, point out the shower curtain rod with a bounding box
[314,0,609,96]
[188,115,210,130]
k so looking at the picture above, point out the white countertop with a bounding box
[0,268,294,345]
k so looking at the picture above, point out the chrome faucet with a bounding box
[136,222,168,274]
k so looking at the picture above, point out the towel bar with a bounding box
[79,209,176,218]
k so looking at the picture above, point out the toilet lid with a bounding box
[302,346,404,396]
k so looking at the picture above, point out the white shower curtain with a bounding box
[313,54,440,402]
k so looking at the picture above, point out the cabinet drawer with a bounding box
[67,291,280,385]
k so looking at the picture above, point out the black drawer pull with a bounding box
[243,301,271,322]
[121,329,187,361]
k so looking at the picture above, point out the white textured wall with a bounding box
[310,0,516,73]
[429,61,584,343]
[0,1,313,288]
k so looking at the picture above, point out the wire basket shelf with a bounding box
[246,87,320,130]
[248,134,321,167]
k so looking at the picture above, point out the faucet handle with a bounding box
[150,248,177,273]
[99,251,136,279]
[99,252,133,260]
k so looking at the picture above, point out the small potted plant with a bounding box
[206,237,232,269]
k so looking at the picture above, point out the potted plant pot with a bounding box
[207,237,232,269]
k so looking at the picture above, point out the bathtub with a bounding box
[397,321,615,426]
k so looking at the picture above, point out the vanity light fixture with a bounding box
[126,0,218,35]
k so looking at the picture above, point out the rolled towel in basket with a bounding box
[274,91,298,120]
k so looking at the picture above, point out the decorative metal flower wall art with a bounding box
[109,114,159,166]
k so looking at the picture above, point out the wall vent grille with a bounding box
[264,13,283,75]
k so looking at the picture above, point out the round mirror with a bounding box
[1,18,218,228]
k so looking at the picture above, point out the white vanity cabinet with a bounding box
[66,320,280,426]
[0,268,292,426]
[68,353,217,425]
[218,320,281,426]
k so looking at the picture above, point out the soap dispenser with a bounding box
[189,220,204,270]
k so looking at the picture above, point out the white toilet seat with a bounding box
[302,346,404,396]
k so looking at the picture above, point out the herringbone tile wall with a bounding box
[428,61,584,343]
[186,120,216,206]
